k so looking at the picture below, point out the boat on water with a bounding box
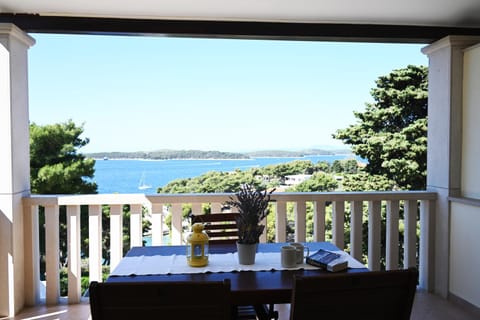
[138,172,152,190]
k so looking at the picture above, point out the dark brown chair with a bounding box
[89,279,232,320]
[190,213,278,320]
[191,212,240,244]
[290,268,418,320]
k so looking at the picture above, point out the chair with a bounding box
[191,212,240,244]
[290,267,418,320]
[191,213,279,320]
[89,279,232,320]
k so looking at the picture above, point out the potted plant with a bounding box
[225,184,274,264]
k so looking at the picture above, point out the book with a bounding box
[305,249,349,272]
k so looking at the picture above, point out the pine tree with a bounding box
[333,65,428,190]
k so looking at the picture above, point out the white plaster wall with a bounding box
[0,31,12,195]
[424,40,454,190]
[449,203,480,307]
[421,36,480,297]
[462,43,480,199]
[450,43,480,308]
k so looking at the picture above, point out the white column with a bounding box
[0,24,35,317]
[422,36,480,297]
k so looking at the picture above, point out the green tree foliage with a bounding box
[333,65,428,190]
[158,170,260,193]
[286,173,339,243]
[290,172,338,192]
[333,65,428,269]
[30,120,97,294]
[30,120,97,194]
[100,205,152,265]
[331,160,344,173]
[157,160,333,195]
[342,173,396,191]
[261,160,315,177]
[30,121,151,295]
[331,159,359,174]
[314,160,331,173]
[157,160,345,243]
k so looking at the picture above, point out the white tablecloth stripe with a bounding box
[110,250,365,276]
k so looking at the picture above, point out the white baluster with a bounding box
[419,199,435,291]
[45,204,60,304]
[23,204,40,305]
[88,205,102,282]
[313,200,326,242]
[294,201,307,242]
[386,200,400,270]
[151,203,164,245]
[350,200,363,262]
[109,204,123,270]
[67,205,81,303]
[275,201,287,242]
[130,204,143,248]
[368,200,381,271]
[332,201,345,249]
[404,200,417,268]
[171,203,183,245]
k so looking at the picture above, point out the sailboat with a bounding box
[138,172,152,190]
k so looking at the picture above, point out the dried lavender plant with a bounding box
[225,184,275,244]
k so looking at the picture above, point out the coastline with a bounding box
[86,148,353,162]
[91,154,356,161]
[92,154,363,194]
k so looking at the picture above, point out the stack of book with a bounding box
[305,249,349,272]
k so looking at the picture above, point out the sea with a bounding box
[91,155,362,194]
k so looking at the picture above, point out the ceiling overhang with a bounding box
[2,14,480,44]
[1,0,480,43]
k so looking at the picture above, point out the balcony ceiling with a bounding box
[1,0,480,28]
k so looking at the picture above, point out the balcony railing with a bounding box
[22,191,436,307]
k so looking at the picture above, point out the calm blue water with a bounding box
[91,155,360,194]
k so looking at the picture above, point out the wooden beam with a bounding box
[2,14,480,43]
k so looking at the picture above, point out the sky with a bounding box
[27,34,428,153]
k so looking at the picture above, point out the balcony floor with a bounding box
[2,290,479,320]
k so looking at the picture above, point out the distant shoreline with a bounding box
[92,154,356,161]
[87,148,353,161]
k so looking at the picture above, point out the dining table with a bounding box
[107,242,368,306]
